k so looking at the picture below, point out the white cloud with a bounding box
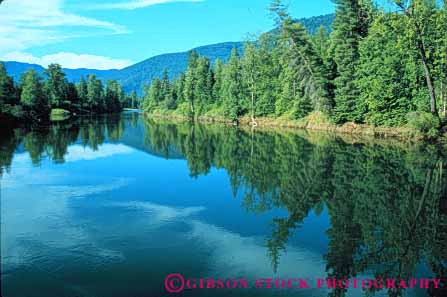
[1,51,133,70]
[89,0,203,10]
[112,201,205,222]
[0,0,128,55]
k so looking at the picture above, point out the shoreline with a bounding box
[143,112,447,143]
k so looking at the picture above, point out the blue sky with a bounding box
[0,0,335,70]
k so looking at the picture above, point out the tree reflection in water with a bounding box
[1,114,445,297]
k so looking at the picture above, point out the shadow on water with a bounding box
[0,112,446,297]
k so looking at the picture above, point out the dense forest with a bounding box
[0,62,138,122]
[142,0,447,136]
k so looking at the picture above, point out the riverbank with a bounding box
[143,111,447,142]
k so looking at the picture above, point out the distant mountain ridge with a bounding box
[3,13,334,95]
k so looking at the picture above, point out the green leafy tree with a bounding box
[222,48,246,121]
[194,57,213,113]
[86,74,104,112]
[20,69,48,118]
[128,90,139,109]
[77,76,88,110]
[45,63,68,109]
[212,59,224,105]
[173,73,185,104]
[242,42,261,124]
[183,51,199,116]
[143,79,162,112]
[392,0,441,116]
[104,80,123,112]
[357,12,424,126]
[0,62,19,116]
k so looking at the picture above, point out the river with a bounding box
[1,112,446,297]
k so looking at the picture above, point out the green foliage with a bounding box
[0,61,129,122]
[104,80,124,113]
[0,62,19,118]
[140,0,445,138]
[86,74,104,112]
[221,48,246,121]
[406,111,440,136]
[331,0,374,123]
[50,108,71,121]
[77,76,88,109]
[45,63,68,109]
[20,69,48,118]
[357,13,422,126]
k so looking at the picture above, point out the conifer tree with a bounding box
[20,69,48,117]
[212,59,224,105]
[331,0,373,123]
[242,42,261,124]
[77,76,88,110]
[222,48,246,121]
[183,51,199,116]
[86,74,104,112]
[0,62,17,113]
[45,63,68,109]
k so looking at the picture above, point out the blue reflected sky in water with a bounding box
[1,138,332,296]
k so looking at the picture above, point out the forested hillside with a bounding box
[142,0,447,136]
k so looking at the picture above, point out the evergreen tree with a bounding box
[222,48,246,121]
[183,51,199,116]
[256,33,280,116]
[331,0,373,123]
[194,57,213,113]
[66,82,79,110]
[312,26,330,64]
[160,68,171,102]
[86,74,103,112]
[129,90,139,109]
[242,42,261,124]
[272,2,331,116]
[77,76,88,110]
[0,62,18,115]
[104,80,123,112]
[174,73,185,104]
[212,59,224,105]
[45,63,68,109]
[143,79,162,112]
[20,69,48,118]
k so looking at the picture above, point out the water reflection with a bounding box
[0,113,446,297]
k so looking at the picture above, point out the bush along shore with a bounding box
[141,0,447,142]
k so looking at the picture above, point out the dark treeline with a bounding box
[0,62,140,122]
[143,0,447,136]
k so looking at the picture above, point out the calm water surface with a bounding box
[1,112,446,297]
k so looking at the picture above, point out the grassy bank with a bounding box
[50,109,71,121]
[143,110,447,142]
